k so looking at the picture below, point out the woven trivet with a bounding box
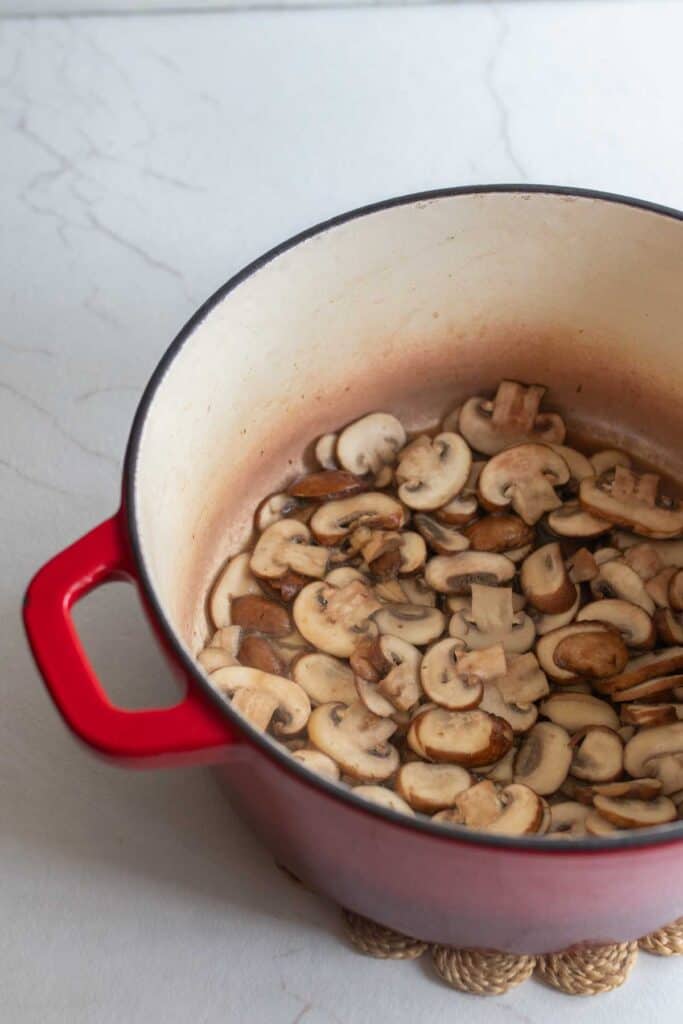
[342,910,683,996]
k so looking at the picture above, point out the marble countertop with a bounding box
[2,3,683,1021]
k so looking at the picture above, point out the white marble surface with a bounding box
[2,3,683,1021]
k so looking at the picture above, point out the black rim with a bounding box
[123,184,683,854]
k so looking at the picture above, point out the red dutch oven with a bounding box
[24,187,683,954]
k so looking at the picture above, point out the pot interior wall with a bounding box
[130,191,683,655]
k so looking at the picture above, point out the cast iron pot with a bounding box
[24,186,683,954]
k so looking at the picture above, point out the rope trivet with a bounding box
[432,945,536,995]
[638,918,683,957]
[342,910,428,960]
[535,941,638,995]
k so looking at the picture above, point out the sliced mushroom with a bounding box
[647,567,679,608]
[198,645,239,673]
[554,629,628,679]
[624,722,683,778]
[548,801,590,837]
[504,543,534,564]
[238,635,287,675]
[570,727,623,782]
[521,542,576,614]
[399,576,438,607]
[269,629,310,667]
[420,638,484,710]
[212,666,310,736]
[655,608,683,645]
[613,533,683,567]
[364,635,423,712]
[620,703,680,728]
[670,569,683,610]
[374,578,410,604]
[448,585,536,654]
[293,577,380,657]
[623,543,663,581]
[532,584,582,636]
[580,467,683,538]
[395,432,472,510]
[597,647,683,693]
[288,470,366,500]
[209,551,262,628]
[546,501,612,539]
[587,778,663,802]
[568,548,599,583]
[481,784,545,836]
[425,551,515,594]
[479,678,538,733]
[230,594,292,637]
[608,674,683,703]
[230,687,280,731]
[540,692,619,732]
[495,651,550,704]
[292,652,357,705]
[441,404,462,433]
[251,519,328,580]
[536,621,621,682]
[405,703,436,761]
[291,747,341,781]
[478,443,570,525]
[593,794,677,829]
[310,492,406,545]
[477,747,516,784]
[458,380,565,456]
[336,412,407,477]
[646,753,683,795]
[590,559,655,615]
[577,599,655,649]
[585,810,620,836]
[453,779,503,827]
[549,444,594,488]
[307,701,399,781]
[464,514,534,553]
[373,603,446,645]
[416,708,513,766]
[314,432,338,470]
[353,785,414,815]
[513,722,572,795]
[396,762,472,813]
[435,461,484,525]
[413,514,470,555]
[209,625,243,655]
[356,529,427,578]
[255,492,303,533]
[590,449,632,475]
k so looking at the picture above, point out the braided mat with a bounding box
[342,912,683,996]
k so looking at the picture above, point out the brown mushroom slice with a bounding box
[251,519,328,580]
[623,722,683,777]
[254,492,304,533]
[359,529,427,578]
[495,652,550,704]
[396,762,472,813]
[521,542,576,614]
[585,810,620,836]
[354,676,396,718]
[396,432,472,511]
[269,629,310,668]
[580,467,683,538]
[288,470,366,501]
[655,608,683,645]
[590,778,663,802]
[570,727,623,783]
[230,687,280,731]
[373,603,446,646]
[435,461,484,525]
[314,432,338,470]
[310,492,406,545]
[425,551,515,595]
[669,569,683,610]
[478,443,570,525]
[590,559,656,615]
[406,705,436,760]
[513,722,572,795]
[554,630,628,680]
[594,546,622,566]
[533,584,582,636]
[590,449,632,476]
[477,747,516,784]
[198,646,240,673]
[230,594,293,637]
[577,599,655,649]
[400,575,437,607]
[413,514,470,555]
[420,638,488,711]
[618,726,636,743]
[620,703,680,728]
[646,567,678,608]
[238,635,287,675]
[504,543,534,564]
[609,674,683,702]
[374,578,410,604]
[453,780,503,827]
[209,552,263,628]
[476,784,544,836]
[548,801,590,837]
[613,533,683,567]
[623,543,663,582]
[479,679,538,733]
[376,635,422,712]
[646,753,683,795]
[597,647,683,693]
[293,578,380,658]
[336,412,407,477]
[549,444,594,487]
[307,701,399,781]
[353,785,415,816]
[458,380,565,456]
[536,621,617,682]
[416,708,513,766]
[292,652,357,706]
[291,748,341,781]
[464,514,534,553]
[546,501,612,539]
[212,666,310,736]
[540,692,619,732]
[568,548,599,584]
[449,585,536,654]
[593,795,677,829]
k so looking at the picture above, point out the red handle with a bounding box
[23,514,239,767]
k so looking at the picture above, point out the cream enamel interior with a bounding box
[130,191,683,658]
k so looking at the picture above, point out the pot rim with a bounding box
[123,184,683,854]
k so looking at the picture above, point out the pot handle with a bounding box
[23,514,239,767]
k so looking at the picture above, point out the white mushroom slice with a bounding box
[585,810,620,836]
[325,566,368,587]
[352,785,414,815]
[568,548,599,584]
[513,722,572,795]
[355,675,396,718]
[315,432,339,470]
[479,679,538,733]
[416,708,514,766]
[597,647,683,694]
[533,584,582,636]
[580,467,683,538]
[293,578,380,658]
[654,608,683,645]
[208,625,243,656]
[396,762,471,813]
[577,599,655,649]
[478,443,570,525]
[453,780,503,827]
[396,432,472,510]
[230,687,280,731]
[548,802,590,837]
[400,576,437,607]
[464,514,534,553]
[620,703,680,728]
[211,666,310,736]
[540,692,619,732]
[209,552,263,628]
[624,722,683,777]
[477,747,516,784]
[590,449,632,476]
[504,544,534,564]
[376,635,422,711]
[435,493,479,526]
[198,646,239,672]
[588,778,663,802]
[420,640,504,710]
[374,578,409,604]
[357,529,427,578]
[623,543,663,582]
[594,547,622,566]
[590,559,655,615]
[336,412,407,477]
[292,652,357,705]
[440,404,462,433]
[269,629,310,668]
[521,542,576,614]
[425,551,515,594]
[609,674,683,703]
[310,492,406,545]
[251,519,328,580]
[669,569,683,610]
[373,603,446,645]
[645,753,683,795]
[536,621,620,682]
[570,727,623,783]
[613,534,683,566]
[413,514,470,555]
[255,492,302,533]
[448,585,536,654]
[546,501,612,539]
[307,701,399,781]
[406,705,435,760]
[647,567,679,608]
[482,784,545,836]
[549,444,594,486]
[292,748,341,781]
[458,380,565,456]
[593,795,677,829]
[495,652,549,704]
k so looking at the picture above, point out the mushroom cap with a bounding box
[620,702,680,728]
[314,432,338,470]
[448,584,536,654]
[623,721,683,776]
[373,603,446,646]
[536,621,619,682]
[420,639,506,711]
[310,492,406,544]
[336,412,407,476]
[288,470,367,500]
[230,687,281,731]
[521,542,577,614]
[307,700,399,781]
[211,666,311,736]
[458,381,565,455]
[597,647,683,694]
[293,578,380,658]
[553,629,629,680]
[585,810,620,836]
[540,692,619,732]
[465,514,535,553]
[291,748,341,781]
[513,722,572,795]
[413,514,470,555]
[230,594,292,637]
[425,550,515,594]
[396,432,472,510]
[352,785,415,815]
[546,500,612,539]
[251,519,329,580]
[593,794,677,829]
[580,468,683,538]
[478,443,570,525]
[590,559,655,614]
[396,762,472,813]
[577,599,655,648]
[209,551,262,628]
[291,652,358,705]
[376,635,422,712]
[608,673,683,702]
[532,583,582,636]
[416,708,514,766]
[570,726,624,783]
[255,492,303,533]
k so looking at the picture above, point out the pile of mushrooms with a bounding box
[198,380,683,838]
